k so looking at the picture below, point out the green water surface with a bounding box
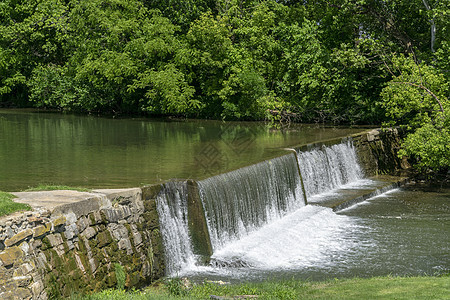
[0,109,367,191]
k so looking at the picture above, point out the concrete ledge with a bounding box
[11,188,142,218]
[305,176,410,212]
[12,190,108,218]
[93,188,142,204]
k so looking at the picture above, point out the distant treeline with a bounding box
[1,0,449,174]
[1,0,447,123]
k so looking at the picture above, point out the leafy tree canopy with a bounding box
[0,0,449,174]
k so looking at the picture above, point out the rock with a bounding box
[66,239,75,250]
[118,238,133,255]
[88,257,98,274]
[122,206,132,219]
[35,252,48,270]
[52,216,66,227]
[5,227,14,239]
[19,241,30,255]
[64,212,77,225]
[76,216,90,233]
[2,287,32,300]
[0,246,24,267]
[81,227,96,240]
[27,216,42,223]
[74,253,86,274]
[97,231,112,248]
[12,275,32,287]
[33,223,51,238]
[45,233,63,248]
[19,263,34,275]
[64,223,79,240]
[90,211,103,225]
[109,224,128,241]
[30,280,44,298]
[4,229,33,247]
[101,208,124,223]
[30,239,42,251]
[132,231,142,247]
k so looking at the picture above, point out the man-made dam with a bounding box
[0,119,448,299]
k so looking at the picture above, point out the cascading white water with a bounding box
[297,140,363,197]
[209,205,357,270]
[197,154,305,251]
[157,140,366,274]
[155,182,196,275]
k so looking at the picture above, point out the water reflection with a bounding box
[0,109,366,191]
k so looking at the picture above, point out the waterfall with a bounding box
[156,140,366,274]
[155,181,196,275]
[197,153,305,251]
[297,140,363,197]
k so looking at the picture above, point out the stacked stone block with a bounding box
[0,186,165,299]
[352,128,409,176]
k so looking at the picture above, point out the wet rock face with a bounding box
[0,187,165,299]
[353,128,409,176]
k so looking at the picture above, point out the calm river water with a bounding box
[0,109,365,191]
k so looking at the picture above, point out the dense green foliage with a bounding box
[77,276,450,300]
[0,191,30,216]
[1,0,449,173]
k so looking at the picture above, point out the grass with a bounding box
[76,275,450,300]
[24,184,91,192]
[0,191,31,217]
[1,185,90,217]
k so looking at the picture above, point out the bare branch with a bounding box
[391,81,445,113]
[422,0,436,52]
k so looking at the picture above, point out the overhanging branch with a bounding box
[391,81,445,113]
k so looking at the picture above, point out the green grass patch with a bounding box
[24,184,91,192]
[77,275,450,300]
[0,191,31,217]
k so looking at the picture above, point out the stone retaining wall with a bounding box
[351,128,410,176]
[0,186,165,299]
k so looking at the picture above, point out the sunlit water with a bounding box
[155,139,448,281]
[180,184,449,282]
[2,109,447,282]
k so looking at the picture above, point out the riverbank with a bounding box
[78,275,450,300]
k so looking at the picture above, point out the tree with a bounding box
[0,0,71,105]
[380,54,449,174]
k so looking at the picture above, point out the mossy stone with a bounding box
[97,231,113,248]
[142,211,159,230]
[52,216,67,227]
[88,237,98,249]
[141,185,161,200]
[0,246,24,267]
[33,223,51,238]
[106,271,117,287]
[89,213,96,225]
[125,271,141,288]
[5,229,33,247]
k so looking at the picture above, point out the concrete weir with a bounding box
[0,128,408,299]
